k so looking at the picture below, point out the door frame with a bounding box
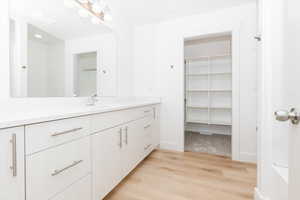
[180,26,241,161]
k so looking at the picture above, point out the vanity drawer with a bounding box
[26,117,90,155]
[142,116,155,154]
[26,138,91,200]
[91,106,155,133]
[50,175,91,200]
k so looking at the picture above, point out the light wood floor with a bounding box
[104,150,257,200]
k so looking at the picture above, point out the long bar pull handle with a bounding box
[144,125,151,129]
[51,160,83,177]
[119,128,123,148]
[51,127,83,137]
[10,134,17,177]
[125,126,128,145]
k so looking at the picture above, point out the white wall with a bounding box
[133,3,257,162]
[47,43,65,96]
[0,0,10,99]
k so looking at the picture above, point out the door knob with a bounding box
[275,108,300,125]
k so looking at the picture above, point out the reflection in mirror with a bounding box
[74,52,97,97]
[27,24,65,97]
[9,0,116,98]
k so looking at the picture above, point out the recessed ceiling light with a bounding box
[34,34,43,39]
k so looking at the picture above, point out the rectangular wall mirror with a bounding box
[9,0,117,98]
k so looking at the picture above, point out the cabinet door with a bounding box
[0,127,25,200]
[92,126,122,200]
[121,119,144,176]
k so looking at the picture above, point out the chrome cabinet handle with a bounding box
[144,144,152,151]
[275,108,300,125]
[125,127,128,145]
[144,110,151,113]
[144,124,151,129]
[51,127,83,137]
[119,128,123,148]
[10,134,17,177]
[51,160,83,176]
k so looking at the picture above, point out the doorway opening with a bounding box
[184,33,233,157]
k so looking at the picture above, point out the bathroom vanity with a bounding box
[0,99,160,200]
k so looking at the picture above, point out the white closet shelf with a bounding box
[186,120,232,126]
[195,130,231,135]
[185,54,231,61]
[187,89,232,92]
[187,106,231,110]
[186,72,231,76]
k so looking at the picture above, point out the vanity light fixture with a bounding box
[65,0,112,24]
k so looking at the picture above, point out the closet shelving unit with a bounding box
[185,54,232,135]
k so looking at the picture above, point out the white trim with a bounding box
[255,188,269,200]
[231,26,241,161]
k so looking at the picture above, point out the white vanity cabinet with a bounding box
[0,127,25,200]
[0,103,160,200]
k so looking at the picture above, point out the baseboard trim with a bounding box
[159,142,181,151]
[240,152,257,163]
[255,188,269,200]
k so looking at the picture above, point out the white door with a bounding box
[0,127,25,200]
[273,0,300,199]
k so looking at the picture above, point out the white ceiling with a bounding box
[10,0,255,40]
[115,0,256,25]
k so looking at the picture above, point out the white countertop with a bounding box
[0,97,160,129]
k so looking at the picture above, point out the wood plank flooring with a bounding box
[104,150,257,200]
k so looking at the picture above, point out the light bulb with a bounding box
[78,8,89,18]
[91,17,102,24]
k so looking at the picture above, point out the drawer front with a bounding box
[26,138,91,200]
[142,116,155,154]
[26,117,90,155]
[50,175,91,200]
[91,106,155,133]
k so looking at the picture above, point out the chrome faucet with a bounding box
[86,94,98,106]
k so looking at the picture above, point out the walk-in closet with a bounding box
[184,33,232,157]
